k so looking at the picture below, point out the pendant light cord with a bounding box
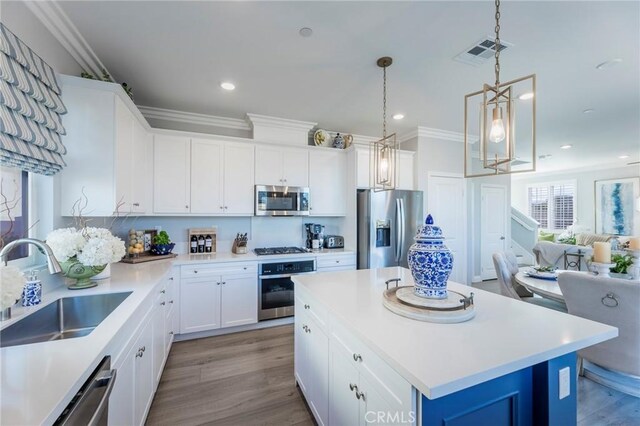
[382,65,387,139]
[494,0,501,92]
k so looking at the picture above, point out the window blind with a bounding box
[527,183,575,230]
[528,186,549,229]
[552,184,575,230]
[0,23,67,175]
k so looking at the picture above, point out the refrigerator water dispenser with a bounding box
[375,220,391,247]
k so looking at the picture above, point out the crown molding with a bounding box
[246,113,317,131]
[397,127,466,143]
[139,106,250,131]
[25,0,108,77]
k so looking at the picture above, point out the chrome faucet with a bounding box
[0,238,62,274]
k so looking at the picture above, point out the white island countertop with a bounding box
[0,261,173,426]
[293,267,618,399]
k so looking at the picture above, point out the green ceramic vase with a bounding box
[60,258,107,290]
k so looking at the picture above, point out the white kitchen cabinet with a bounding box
[108,338,135,426]
[164,271,178,354]
[329,338,362,426]
[60,75,151,216]
[317,253,356,273]
[179,263,257,334]
[222,143,255,215]
[255,145,308,187]
[152,288,167,386]
[295,297,329,425]
[309,149,347,216]
[355,147,415,191]
[190,139,224,214]
[134,318,154,426]
[153,135,191,213]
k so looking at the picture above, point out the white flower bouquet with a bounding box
[46,227,126,266]
[1,265,26,309]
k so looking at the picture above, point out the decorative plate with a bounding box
[313,129,329,147]
[525,269,558,280]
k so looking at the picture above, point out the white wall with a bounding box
[511,164,639,233]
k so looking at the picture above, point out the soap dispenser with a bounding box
[21,270,42,307]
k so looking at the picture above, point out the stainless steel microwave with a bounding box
[255,185,310,216]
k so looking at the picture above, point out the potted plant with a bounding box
[151,231,175,255]
[610,253,633,279]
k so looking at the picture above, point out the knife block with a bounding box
[232,241,248,254]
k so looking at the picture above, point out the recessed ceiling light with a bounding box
[518,92,534,100]
[220,82,235,91]
[596,58,622,70]
[619,155,629,159]
[583,108,595,114]
[560,144,572,150]
[392,113,405,120]
[299,27,313,37]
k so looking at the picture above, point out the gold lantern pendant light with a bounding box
[464,0,536,177]
[371,56,398,191]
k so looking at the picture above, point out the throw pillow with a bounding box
[538,231,555,242]
[576,233,612,246]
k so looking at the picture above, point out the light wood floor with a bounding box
[147,321,639,426]
[146,325,314,426]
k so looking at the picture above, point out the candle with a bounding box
[593,242,611,263]
[630,237,640,250]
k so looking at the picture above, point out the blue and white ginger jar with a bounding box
[407,214,454,299]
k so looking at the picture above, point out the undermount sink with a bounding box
[0,292,132,348]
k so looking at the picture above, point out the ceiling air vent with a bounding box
[454,36,513,67]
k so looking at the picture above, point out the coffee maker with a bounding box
[304,223,325,250]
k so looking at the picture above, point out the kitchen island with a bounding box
[293,267,617,426]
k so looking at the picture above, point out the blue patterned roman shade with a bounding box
[0,23,67,175]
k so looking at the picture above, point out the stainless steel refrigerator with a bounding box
[357,189,424,269]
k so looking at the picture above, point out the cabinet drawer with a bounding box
[296,287,329,332]
[181,262,257,278]
[330,319,413,410]
[317,254,356,269]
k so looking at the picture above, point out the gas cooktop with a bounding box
[254,246,311,256]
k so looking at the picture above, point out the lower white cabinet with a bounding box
[317,253,356,273]
[179,263,258,334]
[295,296,329,425]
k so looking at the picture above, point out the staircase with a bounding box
[511,207,539,266]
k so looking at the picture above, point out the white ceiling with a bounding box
[57,1,639,172]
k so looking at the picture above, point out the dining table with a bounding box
[513,269,587,303]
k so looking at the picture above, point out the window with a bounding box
[527,182,575,231]
[1,168,30,261]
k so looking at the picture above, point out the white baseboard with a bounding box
[174,317,294,341]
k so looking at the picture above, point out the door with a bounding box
[153,135,190,213]
[190,139,224,214]
[223,143,255,214]
[180,277,221,333]
[481,185,508,280]
[282,147,309,187]
[255,146,282,185]
[428,175,467,284]
[220,275,258,327]
[108,347,135,426]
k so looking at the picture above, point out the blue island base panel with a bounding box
[422,352,577,426]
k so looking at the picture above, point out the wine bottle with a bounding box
[205,235,212,253]
[190,235,198,253]
[197,235,205,253]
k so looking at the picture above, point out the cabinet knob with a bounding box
[169,300,174,304]
[222,281,226,285]
[355,390,366,401]
[217,282,221,285]
[185,205,189,209]
[283,179,287,183]
[169,277,174,281]
[336,260,340,263]
[161,290,166,294]
[302,325,308,332]
[133,202,140,207]
[353,353,362,362]
[304,304,310,309]
[224,206,228,210]
[194,270,198,274]
[220,206,224,209]
[136,350,143,358]
[169,331,174,335]
[160,302,165,306]
[142,346,146,352]
[349,383,358,392]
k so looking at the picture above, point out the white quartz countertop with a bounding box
[172,248,354,264]
[293,267,618,399]
[0,261,173,426]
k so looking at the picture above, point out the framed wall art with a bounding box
[594,177,640,236]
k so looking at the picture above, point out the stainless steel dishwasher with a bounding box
[54,356,117,426]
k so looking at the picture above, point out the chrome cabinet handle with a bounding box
[161,290,166,294]
[185,205,189,209]
[222,281,226,285]
[336,260,340,263]
[169,277,174,281]
[142,346,146,352]
[193,270,198,274]
[302,325,308,332]
[132,202,140,207]
[355,390,366,401]
[216,282,220,285]
[160,302,165,306]
[136,350,143,358]
[349,383,358,392]
[304,304,310,309]
[169,300,174,304]
[353,353,362,362]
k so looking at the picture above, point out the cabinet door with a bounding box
[359,373,409,426]
[397,151,415,190]
[282,147,309,187]
[308,320,329,426]
[131,122,151,213]
[180,277,221,333]
[309,150,347,216]
[223,143,255,215]
[356,148,373,189]
[114,96,134,212]
[255,146,283,185]
[294,300,309,395]
[220,274,258,327]
[152,299,166,386]
[191,139,224,214]
[153,135,190,213]
[329,344,361,426]
[108,344,135,426]
[134,319,154,426]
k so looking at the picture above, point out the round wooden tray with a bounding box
[383,286,475,323]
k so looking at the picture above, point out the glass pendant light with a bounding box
[464,0,536,177]
[371,57,397,191]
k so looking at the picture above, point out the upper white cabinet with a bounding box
[153,137,255,215]
[153,135,191,214]
[355,147,415,191]
[60,76,151,216]
[255,146,308,187]
[309,149,347,216]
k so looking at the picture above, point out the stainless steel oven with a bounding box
[255,185,310,216]
[258,259,316,320]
